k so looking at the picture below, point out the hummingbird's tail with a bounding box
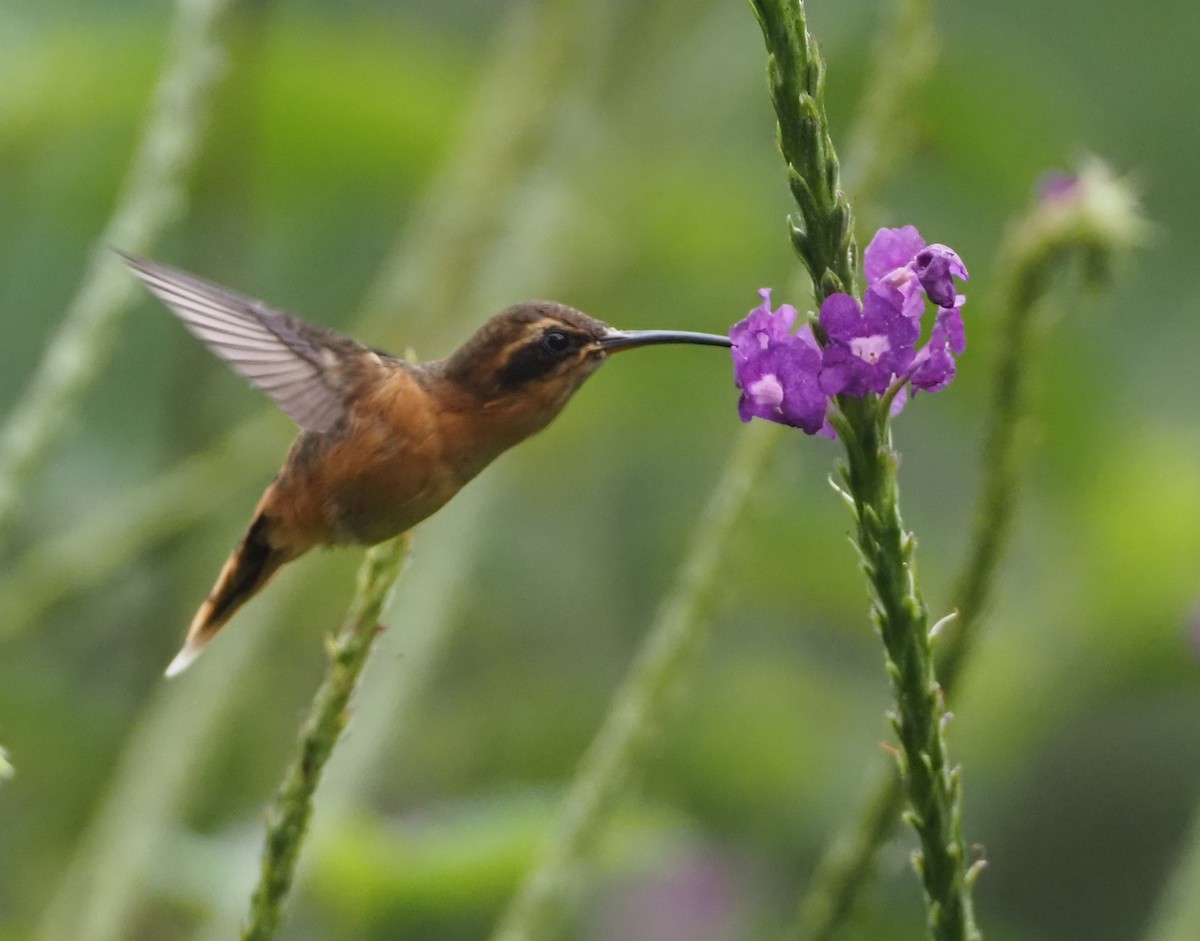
[165,513,293,676]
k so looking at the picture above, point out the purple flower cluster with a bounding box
[731,227,968,433]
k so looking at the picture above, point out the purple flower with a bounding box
[862,226,970,393]
[730,290,829,435]
[864,227,970,318]
[730,289,797,365]
[728,228,969,432]
[818,287,918,397]
[865,226,928,319]
[864,225,927,285]
[912,245,969,308]
[910,303,965,392]
[1038,170,1080,202]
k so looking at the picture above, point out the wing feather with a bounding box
[119,252,366,433]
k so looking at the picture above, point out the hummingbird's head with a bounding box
[442,302,731,409]
[436,302,732,473]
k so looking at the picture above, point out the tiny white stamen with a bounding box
[747,374,784,408]
[882,266,916,289]
[851,334,890,364]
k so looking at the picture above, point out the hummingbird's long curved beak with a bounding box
[599,329,732,353]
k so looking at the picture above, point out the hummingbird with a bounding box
[120,254,732,676]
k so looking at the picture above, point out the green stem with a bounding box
[948,160,1145,685]
[794,160,1144,940]
[751,2,979,937]
[836,399,980,941]
[241,536,410,941]
[0,0,235,546]
[748,0,856,301]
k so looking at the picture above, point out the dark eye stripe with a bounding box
[494,330,584,390]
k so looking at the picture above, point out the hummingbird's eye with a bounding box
[542,330,572,355]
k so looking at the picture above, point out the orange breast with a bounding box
[259,360,570,550]
[266,369,463,548]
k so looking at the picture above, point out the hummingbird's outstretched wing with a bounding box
[120,252,379,434]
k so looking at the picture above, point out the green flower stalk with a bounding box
[242,535,410,941]
[946,159,1145,685]
[830,399,980,941]
[743,1,980,937]
[793,158,1145,941]
[749,0,855,301]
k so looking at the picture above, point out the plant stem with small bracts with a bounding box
[749,2,980,938]
[793,160,1144,941]
[241,536,410,941]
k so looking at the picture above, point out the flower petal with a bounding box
[818,293,862,340]
[864,226,926,285]
[937,304,966,355]
[730,292,830,434]
[730,288,799,364]
[910,345,956,392]
[913,244,969,307]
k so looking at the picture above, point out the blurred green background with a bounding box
[2,0,1198,939]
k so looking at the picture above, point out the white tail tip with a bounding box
[164,640,204,678]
